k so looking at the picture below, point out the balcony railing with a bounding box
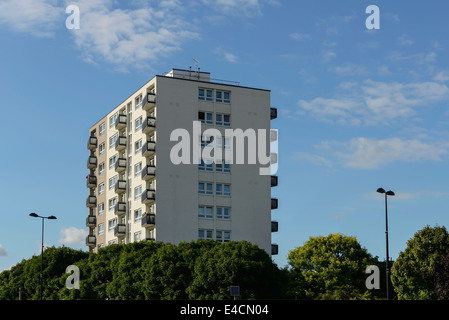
[86,175,97,188]
[87,156,97,169]
[141,213,155,228]
[86,235,96,247]
[86,215,96,227]
[114,180,126,194]
[271,221,278,232]
[86,195,97,208]
[271,198,278,210]
[270,107,277,120]
[141,189,156,204]
[115,136,127,151]
[142,117,156,134]
[142,141,156,157]
[142,93,156,111]
[87,136,97,150]
[114,158,126,173]
[114,224,126,237]
[141,165,156,181]
[271,175,278,187]
[115,114,127,130]
[114,202,126,215]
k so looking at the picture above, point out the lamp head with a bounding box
[386,191,395,196]
[29,213,39,218]
[376,188,386,194]
[48,215,57,220]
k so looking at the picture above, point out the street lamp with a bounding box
[29,213,57,300]
[376,188,394,300]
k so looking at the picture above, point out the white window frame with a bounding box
[134,208,142,222]
[109,133,118,149]
[199,182,213,195]
[198,229,213,240]
[99,142,105,155]
[109,113,118,128]
[216,183,231,196]
[134,185,142,200]
[216,230,231,243]
[98,223,104,235]
[109,197,117,211]
[135,116,142,131]
[109,154,118,169]
[98,203,104,215]
[98,183,105,195]
[109,175,118,190]
[99,122,105,135]
[134,162,142,176]
[135,139,142,154]
[99,162,105,175]
[198,206,213,219]
[108,218,117,231]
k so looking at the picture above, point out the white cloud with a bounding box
[0,0,63,37]
[214,47,238,63]
[434,71,449,82]
[0,244,7,256]
[332,137,449,169]
[297,80,449,126]
[289,32,309,41]
[294,151,333,167]
[321,50,336,62]
[58,227,88,245]
[201,0,275,17]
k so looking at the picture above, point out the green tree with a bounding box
[391,225,449,300]
[287,233,379,299]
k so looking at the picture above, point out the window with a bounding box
[99,142,105,155]
[198,111,213,125]
[134,208,142,222]
[134,162,142,176]
[98,183,104,195]
[216,184,231,196]
[135,94,142,109]
[216,230,231,243]
[216,113,231,126]
[135,139,142,154]
[134,185,142,200]
[206,89,213,101]
[198,88,213,101]
[108,197,117,211]
[109,175,118,190]
[99,162,105,175]
[199,182,213,195]
[99,122,105,135]
[198,159,213,172]
[198,206,213,219]
[216,91,230,103]
[134,231,142,242]
[98,223,104,235]
[200,135,214,147]
[109,133,118,149]
[198,88,205,100]
[198,229,213,240]
[135,117,142,131]
[108,218,117,231]
[98,203,104,215]
[216,207,231,220]
[109,154,118,169]
[109,113,118,128]
[216,163,230,173]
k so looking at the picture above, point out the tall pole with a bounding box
[40,217,44,301]
[385,193,390,300]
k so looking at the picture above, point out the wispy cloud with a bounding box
[214,47,239,63]
[0,244,7,256]
[289,32,310,41]
[58,227,88,245]
[297,80,449,126]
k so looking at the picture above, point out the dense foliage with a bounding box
[0,240,287,300]
[391,225,449,300]
[287,233,382,299]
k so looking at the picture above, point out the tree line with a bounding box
[1,225,448,300]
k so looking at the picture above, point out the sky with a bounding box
[0,0,449,273]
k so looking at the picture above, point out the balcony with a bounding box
[114,158,126,173]
[86,215,96,227]
[142,93,156,111]
[145,237,156,241]
[114,202,126,215]
[271,221,278,232]
[142,141,156,157]
[114,180,126,194]
[87,136,97,150]
[271,244,279,255]
[141,165,156,181]
[141,213,155,228]
[271,175,278,187]
[86,235,96,247]
[86,195,97,208]
[86,175,97,188]
[271,198,278,210]
[87,156,97,169]
[115,114,127,130]
[270,107,277,120]
[141,189,155,204]
[142,116,156,134]
[114,224,126,237]
[115,136,127,151]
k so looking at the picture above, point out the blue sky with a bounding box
[1,0,449,272]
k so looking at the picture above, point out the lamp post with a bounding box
[29,213,57,300]
[376,188,394,300]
